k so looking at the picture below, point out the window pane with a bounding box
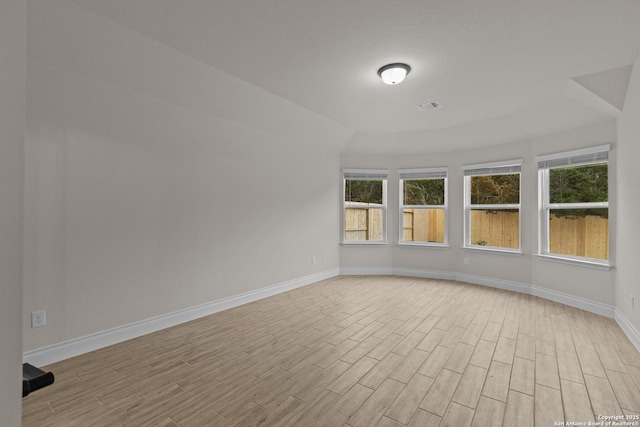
[344,207,383,241]
[403,179,445,205]
[402,209,445,243]
[345,179,383,204]
[549,209,608,260]
[549,164,607,204]
[470,174,520,205]
[470,209,519,249]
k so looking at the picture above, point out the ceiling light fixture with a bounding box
[377,63,411,85]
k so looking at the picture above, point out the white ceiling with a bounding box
[70,0,640,153]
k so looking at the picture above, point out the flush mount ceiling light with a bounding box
[377,63,411,85]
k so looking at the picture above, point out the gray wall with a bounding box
[616,55,640,332]
[341,120,617,308]
[0,0,25,424]
[23,0,345,352]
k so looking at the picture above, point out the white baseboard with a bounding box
[340,267,394,276]
[352,267,636,349]
[456,273,532,295]
[393,268,455,281]
[615,310,640,352]
[340,266,616,318]
[25,266,638,366]
[23,268,340,367]
[530,285,615,318]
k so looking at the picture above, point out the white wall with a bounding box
[341,120,617,309]
[0,0,25,424]
[616,56,640,336]
[23,0,638,368]
[24,0,346,353]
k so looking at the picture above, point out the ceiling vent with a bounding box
[416,101,442,111]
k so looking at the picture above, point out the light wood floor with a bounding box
[23,276,640,427]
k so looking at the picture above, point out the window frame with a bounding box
[398,167,449,247]
[342,169,388,245]
[463,159,523,254]
[536,144,610,268]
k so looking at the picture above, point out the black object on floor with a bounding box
[22,363,54,397]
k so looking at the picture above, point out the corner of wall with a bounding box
[615,55,640,343]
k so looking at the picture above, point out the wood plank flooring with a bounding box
[22,276,640,426]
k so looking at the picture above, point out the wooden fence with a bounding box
[403,209,445,243]
[469,211,608,259]
[470,210,519,249]
[344,205,383,241]
[549,213,608,260]
[346,208,608,259]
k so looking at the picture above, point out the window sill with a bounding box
[462,246,523,256]
[398,243,450,249]
[341,241,389,246]
[536,254,612,270]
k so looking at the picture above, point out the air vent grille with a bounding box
[416,101,442,111]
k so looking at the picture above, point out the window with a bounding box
[537,144,610,265]
[399,168,448,246]
[343,169,388,243]
[463,160,522,252]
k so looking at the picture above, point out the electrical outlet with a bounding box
[632,295,635,310]
[31,310,46,328]
[312,256,317,265]
[464,257,470,265]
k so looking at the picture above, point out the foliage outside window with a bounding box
[399,168,448,246]
[538,145,610,264]
[463,160,522,251]
[343,169,387,243]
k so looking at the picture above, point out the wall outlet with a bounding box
[632,295,635,310]
[31,310,46,328]
[464,257,470,265]
[312,256,317,265]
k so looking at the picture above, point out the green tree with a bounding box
[550,164,608,218]
[345,180,383,204]
[404,179,445,205]
[471,174,520,205]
